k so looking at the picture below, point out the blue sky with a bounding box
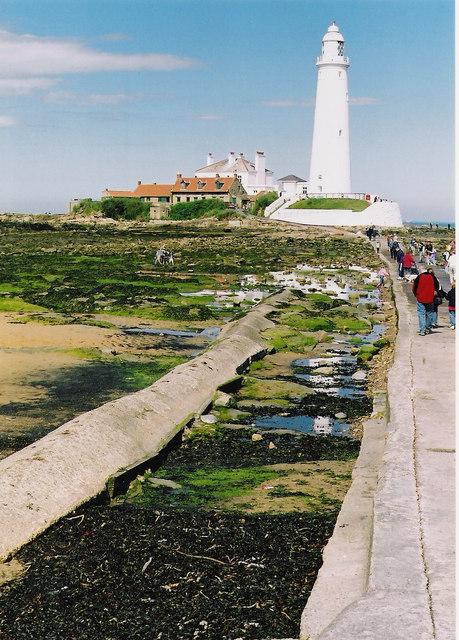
[0,0,454,220]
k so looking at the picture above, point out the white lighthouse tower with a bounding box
[309,22,351,194]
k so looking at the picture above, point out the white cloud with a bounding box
[0,115,15,127]
[0,29,197,77]
[44,91,134,106]
[349,96,380,106]
[194,114,224,121]
[0,77,58,95]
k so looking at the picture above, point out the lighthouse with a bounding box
[309,22,351,194]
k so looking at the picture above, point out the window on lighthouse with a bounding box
[338,41,344,56]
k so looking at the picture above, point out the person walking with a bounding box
[445,283,455,329]
[377,266,388,288]
[412,266,436,335]
[395,246,405,278]
[426,267,443,328]
[446,251,456,284]
[418,241,425,263]
[400,250,415,279]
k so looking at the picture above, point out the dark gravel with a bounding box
[0,505,336,640]
[169,428,359,470]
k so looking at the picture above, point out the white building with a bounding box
[277,174,308,197]
[195,151,275,195]
[309,22,351,194]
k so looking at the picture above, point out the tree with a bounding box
[168,198,227,221]
[101,198,150,221]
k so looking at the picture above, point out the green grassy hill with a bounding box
[289,198,370,212]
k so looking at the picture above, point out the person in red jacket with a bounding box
[412,266,436,335]
[399,250,415,279]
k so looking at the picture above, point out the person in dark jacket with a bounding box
[395,247,405,277]
[445,283,455,329]
[412,267,436,335]
[426,267,443,327]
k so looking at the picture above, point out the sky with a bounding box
[0,0,454,221]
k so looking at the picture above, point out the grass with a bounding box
[289,198,370,212]
[122,466,281,510]
[0,297,46,312]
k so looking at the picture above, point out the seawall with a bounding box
[0,291,291,561]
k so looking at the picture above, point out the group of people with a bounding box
[387,235,417,279]
[412,266,455,335]
[386,234,455,335]
[366,226,381,253]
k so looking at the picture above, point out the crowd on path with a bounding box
[386,234,455,336]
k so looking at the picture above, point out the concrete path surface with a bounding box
[301,249,455,640]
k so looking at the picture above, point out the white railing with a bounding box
[264,194,296,217]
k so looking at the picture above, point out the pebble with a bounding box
[200,414,217,424]
[214,392,231,407]
[352,370,367,381]
[335,412,347,419]
[268,441,277,449]
[146,478,182,490]
[251,433,263,442]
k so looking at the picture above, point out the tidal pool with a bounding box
[254,413,351,436]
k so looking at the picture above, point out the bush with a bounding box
[252,191,278,216]
[168,198,227,221]
[101,198,150,221]
[72,199,102,216]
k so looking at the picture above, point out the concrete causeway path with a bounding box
[301,247,455,640]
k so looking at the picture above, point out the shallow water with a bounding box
[123,326,221,339]
[254,413,351,436]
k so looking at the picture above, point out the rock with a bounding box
[146,477,182,490]
[200,414,217,424]
[352,370,367,381]
[251,433,263,442]
[214,391,231,407]
[335,412,347,419]
[225,408,251,420]
[313,366,334,375]
[268,441,277,449]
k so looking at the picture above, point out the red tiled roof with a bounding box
[103,189,134,198]
[132,183,173,197]
[172,176,235,193]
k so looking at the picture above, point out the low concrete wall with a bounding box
[270,201,403,227]
[300,253,443,640]
[0,292,290,561]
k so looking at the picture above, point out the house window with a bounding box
[158,196,169,203]
[186,197,190,202]
[215,180,224,189]
[176,196,181,202]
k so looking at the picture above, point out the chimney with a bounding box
[207,152,213,166]
[255,151,265,186]
[228,151,235,165]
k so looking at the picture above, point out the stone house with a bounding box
[102,181,173,219]
[170,174,248,208]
